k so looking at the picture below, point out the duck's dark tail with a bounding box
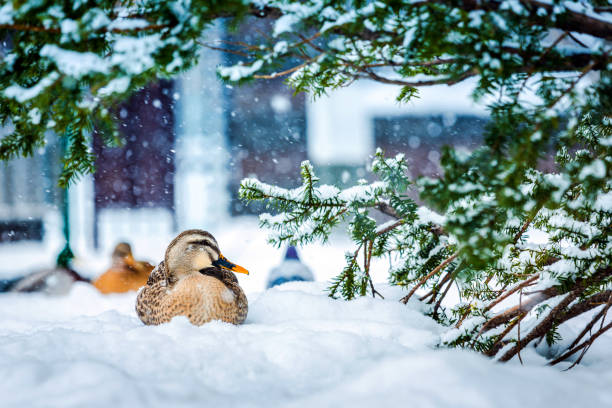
[0,277,23,293]
[65,268,91,283]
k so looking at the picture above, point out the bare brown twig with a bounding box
[484,311,528,356]
[484,274,539,313]
[495,267,610,363]
[198,42,252,58]
[375,202,400,219]
[548,321,612,367]
[364,240,383,299]
[401,252,458,304]
[253,61,311,79]
[562,291,612,355]
[564,294,612,369]
[517,289,524,365]
[420,270,453,303]
[376,219,405,236]
[432,276,455,319]
[363,68,477,88]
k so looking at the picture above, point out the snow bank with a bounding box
[1,281,611,408]
[0,220,610,407]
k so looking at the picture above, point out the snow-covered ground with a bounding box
[1,219,612,407]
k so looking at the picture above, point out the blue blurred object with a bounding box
[285,246,299,260]
[266,246,314,289]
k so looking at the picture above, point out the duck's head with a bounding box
[165,229,249,278]
[112,242,135,267]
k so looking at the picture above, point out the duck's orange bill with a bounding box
[214,254,250,275]
[230,263,249,275]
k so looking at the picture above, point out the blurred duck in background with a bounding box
[93,242,154,294]
[266,246,314,289]
[0,249,89,295]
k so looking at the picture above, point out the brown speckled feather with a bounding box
[136,261,248,326]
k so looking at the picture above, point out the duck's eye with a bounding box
[189,240,211,246]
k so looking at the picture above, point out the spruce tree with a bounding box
[1,1,610,365]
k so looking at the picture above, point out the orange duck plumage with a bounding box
[93,243,153,294]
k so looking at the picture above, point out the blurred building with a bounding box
[0,23,488,256]
[92,80,176,249]
[0,130,63,245]
[307,79,487,185]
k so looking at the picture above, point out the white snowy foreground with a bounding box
[1,280,612,408]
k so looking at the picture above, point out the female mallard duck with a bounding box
[93,242,154,294]
[135,229,249,326]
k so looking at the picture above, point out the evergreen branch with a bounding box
[401,252,458,304]
[545,60,599,110]
[567,32,590,49]
[421,270,454,303]
[362,68,477,88]
[484,311,528,357]
[564,291,612,351]
[0,24,61,33]
[198,42,252,58]
[408,0,612,40]
[498,290,581,361]
[295,33,326,54]
[432,276,455,319]
[0,4,282,36]
[482,287,564,333]
[483,274,540,313]
[375,202,400,219]
[264,0,612,43]
[329,243,363,299]
[254,59,318,79]
[512,212,540,244]
[0,23,172,34]
[376,219,405,236]
[364,240,383,298]
[498,266,612,362]
[517,290,525,365]
[548,321,612,368]
[514,32,569,100]
[472,265,611,346]
[453,305,472,329]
